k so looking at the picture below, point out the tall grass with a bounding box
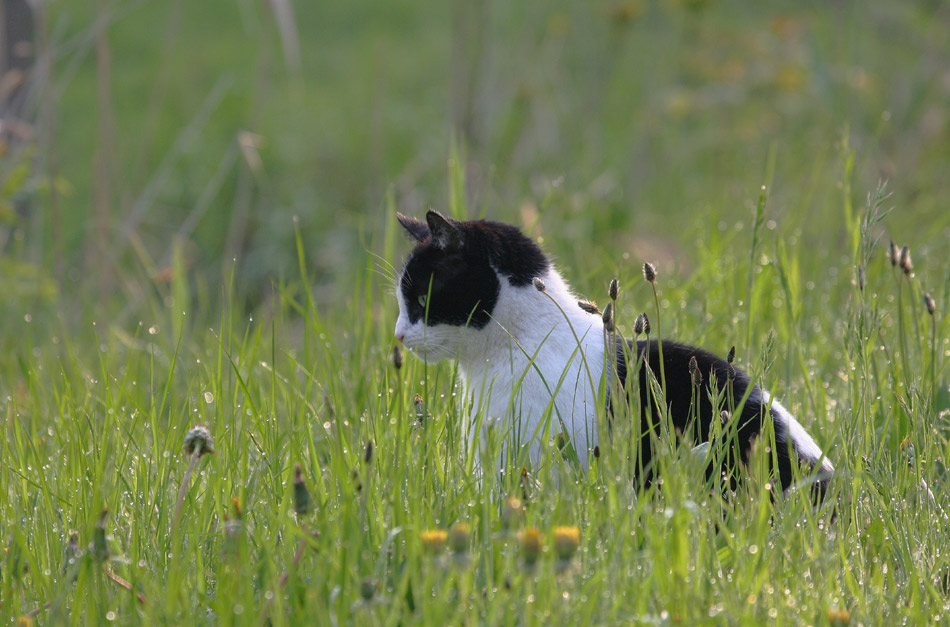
[2,159,949,623]
[2,1,950,624]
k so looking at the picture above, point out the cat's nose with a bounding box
[395,333,405,344]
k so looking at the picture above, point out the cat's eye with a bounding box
[417,294,428,308]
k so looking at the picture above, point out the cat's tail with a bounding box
[763,391,835,502]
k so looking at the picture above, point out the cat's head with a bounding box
[393,210,548,361]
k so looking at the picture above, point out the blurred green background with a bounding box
[2,0,949,316]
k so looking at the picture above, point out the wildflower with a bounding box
[606,0,645,25]
[578,300,600,315]
[223,498,244,548]
[519,527,544,565]
[420,529,448,554]
[900,245,913,275]
[634,312,650,336]
[643,262,657,284]
[608,278,619,301]
[688,356,702,387]
[392,345,403,370]
[183,425,214,458]
[924,292,935,316]
[553,526,580,561]
[502,497,523,528]
[449,523,471,554]
[827,607,851,626]
[293,464,313,516]
[602,302,615,333]
[533,277,546,292]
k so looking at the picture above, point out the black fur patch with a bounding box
[398,215,550,328]
[612,339,823,498]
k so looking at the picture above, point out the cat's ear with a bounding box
[396,213,430,243]
[426,210,462,250]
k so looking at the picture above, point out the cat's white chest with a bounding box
[455,268,606,467]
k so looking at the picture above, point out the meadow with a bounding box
[2,0,950,624]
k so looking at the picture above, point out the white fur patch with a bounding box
[761,390,834,473]
[395,266,606,467]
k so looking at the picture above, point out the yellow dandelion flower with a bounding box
[519,527,544,565]
[553,526,581,561]
[827,608,851,626]
[420,529,448,554]
[449,523,470,554]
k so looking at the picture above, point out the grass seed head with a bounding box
[857,265,865,291]
[924,292,935,316]
[420,529,448,554]
[609,278,619,301]
[643,262,657,284]
[519,527,544,565]
[293,464,313,516]
[688,356,702,387]
[602,302,614,332]
[889,240,899,267]
[900,244,913,274]
[392,345,403,370]
[532,277,546,292]
[578,300,600,315]
[183,425,214,458]
[364,440,374,465]
[727,345,736,364]
[553,526,580,561]
[634,312,650,336]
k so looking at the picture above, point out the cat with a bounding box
[394,210,834,497]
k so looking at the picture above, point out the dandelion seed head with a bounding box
[183,425,214,457]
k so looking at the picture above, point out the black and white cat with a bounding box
[394,210,834,495]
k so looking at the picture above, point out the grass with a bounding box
[2,0,950,624]
[2,159,949,624]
